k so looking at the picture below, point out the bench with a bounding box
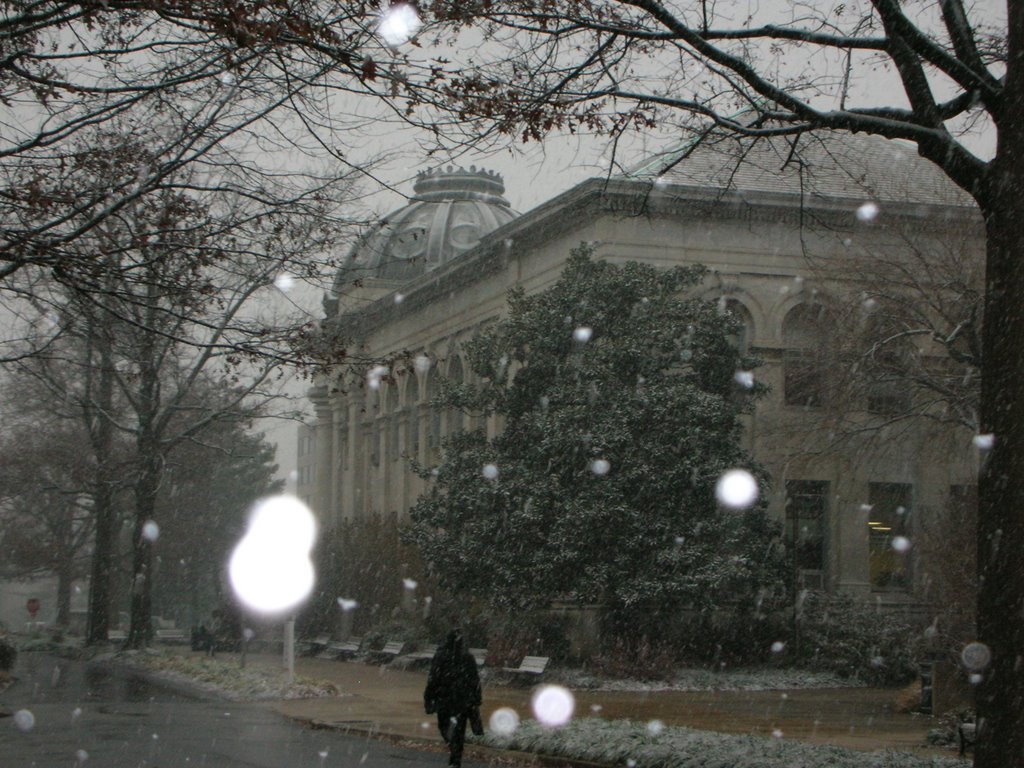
[155,628,187,643]
[502,655,549,677]
[319,636,363,659]
[107,629,127,642]
[371,640,406,660]
[406,644,438,662]
[298,635,330,656]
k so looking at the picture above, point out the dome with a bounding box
[347,165,517,283]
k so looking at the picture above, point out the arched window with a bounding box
[364,383,381,467]
[448,356,465,434]
[427,372,442,454]
[405,371,420,459]
[723,298,754,357]
[861,315,913,416]
[385,385,400,462]
[782,304,830,407]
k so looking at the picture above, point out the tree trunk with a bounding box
[975,86,1024,765]
[127,458,161,649]
[974,7,1024,763]
[56,558,72,628]
[85,334,117,646]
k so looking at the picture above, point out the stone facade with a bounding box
[302,134,983,604]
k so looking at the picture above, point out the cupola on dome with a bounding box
[347,165,517,282]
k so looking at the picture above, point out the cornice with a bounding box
[328,177,983,342]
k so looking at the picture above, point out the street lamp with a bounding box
[229,496,317,683]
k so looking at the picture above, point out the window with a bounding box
[449,357,465,434]
[427,374,442,454]
[784,349,824,407]
[867,377,911,415]
[408,405,420,457]
[785,480,828,578]
[386,386,400,462]
[868,482,912,590]
[782,304,829,407]
[723,298,754,357]
[863,322,912,415]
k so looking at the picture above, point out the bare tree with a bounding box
[406,4,1019,762]
[4,128,356,646]
[0,0,440,358]
[5,313,135,642]
[0,415,97,627]
[791,224,984,456]
[151,404,282,629]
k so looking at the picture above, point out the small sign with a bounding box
[26,598,40,617]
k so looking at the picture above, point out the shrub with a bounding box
[599,604,787,669]
[485,612,571,666]
[361,618,428,650]
[0,636,17,671]
[421,592,491,648]
[589,635,677,681]
[793,592,918,685]
[299,514,428,638]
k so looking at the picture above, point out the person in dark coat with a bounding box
[423,629,482,768]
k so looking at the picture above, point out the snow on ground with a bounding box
[476,718,964,768]
[119,650,342,701]
[550,666,866,692]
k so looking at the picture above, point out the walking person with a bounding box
[424,629,483,768]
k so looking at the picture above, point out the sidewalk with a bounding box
[230,653,946,758]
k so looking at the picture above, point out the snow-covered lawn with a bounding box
[120,650,341,701]
[552,667,866,692]
[476,718,965,768]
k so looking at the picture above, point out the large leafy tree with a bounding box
[406,250,786,622]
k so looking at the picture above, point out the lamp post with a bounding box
[229,496,317,687]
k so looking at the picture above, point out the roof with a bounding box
[623,129,975,209]
[339,165,518,286]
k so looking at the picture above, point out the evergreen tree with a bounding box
[406,249,787,619]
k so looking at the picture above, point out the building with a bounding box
[302,132,983,606]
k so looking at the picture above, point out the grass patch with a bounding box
[474,718,963,768]
[127,650,341,701]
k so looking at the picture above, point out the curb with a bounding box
[291,714,611,768]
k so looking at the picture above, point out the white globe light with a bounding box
[229,496,317,614]
[961,641,992,672]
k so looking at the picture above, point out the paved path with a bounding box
[269,654,945,757]
[0,653,477,768]
[3,648,952,765]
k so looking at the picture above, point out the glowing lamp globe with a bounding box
[229,496,317,614]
